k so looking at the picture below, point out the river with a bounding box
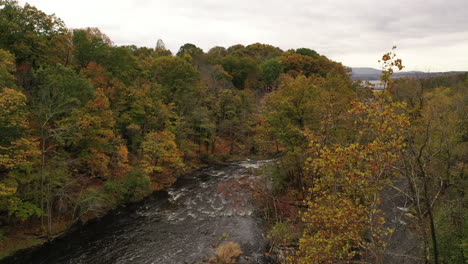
[4,159,274,264]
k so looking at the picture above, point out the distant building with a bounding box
[368,80,385,90]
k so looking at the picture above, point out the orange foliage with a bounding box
[81,62,109,89]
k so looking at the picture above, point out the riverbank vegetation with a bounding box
[0,1,466,263]
[255,50,467,263]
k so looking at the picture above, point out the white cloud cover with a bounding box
[19,0,468,71]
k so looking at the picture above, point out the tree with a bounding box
[151,56,200,111]
[295,48,319,58]
[31,64,93,232]
[0,50,41,222]
[260,58,283,88]
[207,46,227,63]
[72,28,111,69]
[218,55,257,89]
[140,130,184,190]
[0,0,72,92]
[245,43,283,61]
[80,61,109,90]
[60,88,129,180]
[379,46,404,90]
[213,89,254,154]
[280,51,320,77]
[176,43,203,58]
[263,74,326,190]
[293,97,410,264]
[280,51,347,79]
[0,0,69,66]
[264,75,322,149]
[0,87,40,221]
[395,86,466,264]
[0,49,16,88]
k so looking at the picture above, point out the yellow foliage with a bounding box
[140,130,184,187]
[0,88,39,171]
[292,97,409,263]
[0,88,28,129]
[112,144,130,178]
[0,183,17,196]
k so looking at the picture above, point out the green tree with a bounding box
[295,48,319,57]
[176,43,203,58]
[218,55,257,89]
[31,64,93,232]
[71,28,111,69]
[396,86,467,264]
[151,56,200,113]
[0,0,69,66]
[260,58,283,88]
[0,49,16,88]
[264,75,321,149]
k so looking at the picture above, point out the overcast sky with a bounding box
[18,0,468,71]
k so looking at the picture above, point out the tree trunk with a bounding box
[40,128,46,231]
[424,180,439,264]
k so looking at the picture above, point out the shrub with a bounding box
[75,188,110,221]
[122,167,151,201]
[268,221,296,246]
[209,242,243,264]
[200,153,214,164]
[218,154,231,162]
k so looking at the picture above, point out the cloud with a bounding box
[18,0,468,71]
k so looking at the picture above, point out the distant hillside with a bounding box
[350,67,467,80]
[350,67,381,76]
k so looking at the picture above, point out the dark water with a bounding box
[5,160,273,264]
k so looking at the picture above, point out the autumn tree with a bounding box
[60,88,129,180]
[280,50,347,79]
[140,130,184,190]
[379,46,404,90]
[245,43,283,61]
[0,87,40,221]
[293,97,410,264]
[279,51,320,77]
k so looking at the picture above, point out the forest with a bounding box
[0,0,466,263]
